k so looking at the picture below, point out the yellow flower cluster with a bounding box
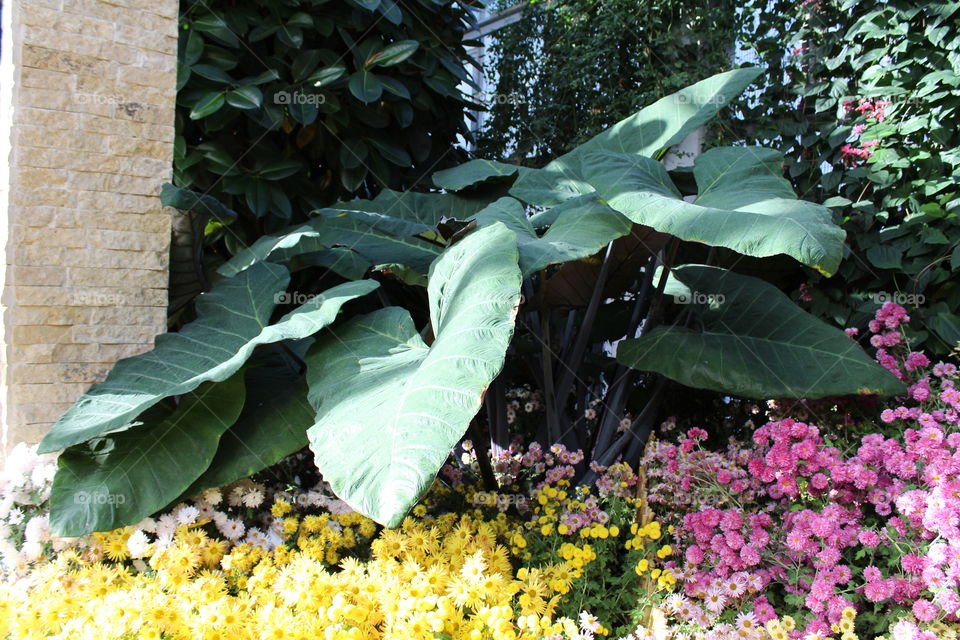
[0,509,600,640]
[764,608,960,640]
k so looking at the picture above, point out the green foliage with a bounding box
[475,0,737,165]
[175,0,477,242]
[729,0,960,355]
[44,72,901,534]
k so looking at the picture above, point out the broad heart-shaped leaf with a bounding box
[306,223,522,526]
[49,374,247,536]
[432,159,520,191]
[584,147,846,276]
[616,265,906,399]
[218,208,441,277]
[38,272,378,453]
[509,67,764,206]
[182,343,314,498]
[474,195,632,276]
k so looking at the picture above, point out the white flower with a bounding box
[175,504,200,525]
[228,486,246,507]
[217,519,245,541]
[201,488,222,506]
[241,489,264,509]
[30,462,55,490]
[134,517,157,533]
[155,514,177,540]
[126,530,151,559]
[4,443,38,479]
[23,515,50,544]
[578,611,600,633]
[7,508,24,525]
[21,540,43,562]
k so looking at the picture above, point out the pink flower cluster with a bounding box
[643,303,960,636]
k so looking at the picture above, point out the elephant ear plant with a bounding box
[39,68,905,535]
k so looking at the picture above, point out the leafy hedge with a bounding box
[730,0,960,356]
[174,0,479,244]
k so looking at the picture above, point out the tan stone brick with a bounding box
[11,225,88,248]
[12,383,91,404]
[71,211,169,233]
[69,265,168,287]
[15,108,80,131]
[8,417,60,443]
[11,166,69,188]
[10,362,109,384]
[71,324,161,344]
[7,266,68,287]
[9,344,57,365]
[9,306,94,325]
[11,186,78,208]
[12,325,73,345]
[20,45,111,81]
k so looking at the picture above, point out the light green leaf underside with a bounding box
[616,265,906,398]
[584,147,845,275]
[49,374,247,536]
[306,223,522,527]
[39,270,377,453]
[474,195,632,275]
[509,67,764,206]
[431,159,520,191]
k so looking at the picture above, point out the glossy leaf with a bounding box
[366,40,420,67]
[349,70,383,102]
[306,223,522,526]
[189,92,226,119]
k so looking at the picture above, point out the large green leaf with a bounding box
[616,265,906,398]
[218,208,442,277]
[306,223,522,526]
[49,374,247,536]
[336,189,491,225]
[431,159,520,191]
[584,147,846,275]
[182,343,314,498]
[38,272,378,453]
[509,68,764,206]
[474,195,632,275]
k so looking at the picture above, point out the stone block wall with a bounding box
[0,0,179,457]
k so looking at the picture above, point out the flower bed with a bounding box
[2,303,960,640]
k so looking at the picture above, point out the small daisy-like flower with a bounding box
[241,489,264,509]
